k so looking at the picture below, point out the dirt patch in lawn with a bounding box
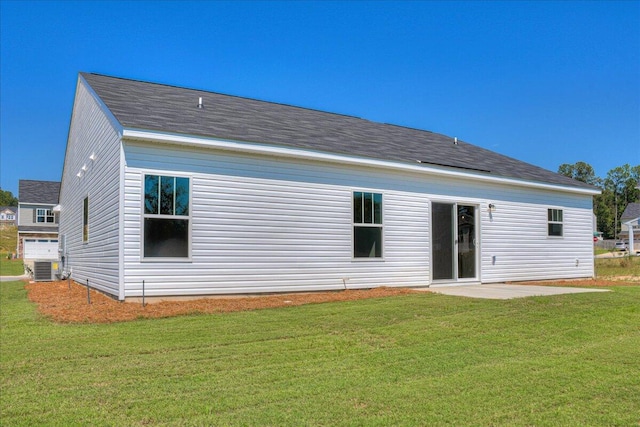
[517,278,640,287]
[25,280,420,324]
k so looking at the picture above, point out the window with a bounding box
[353,192,383,258]
[143,174,190,258]
[83,197,89,243]
[548,209,563,237]
[7,214,15,220]
[36,208,54,223]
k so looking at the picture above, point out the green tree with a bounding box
[0,188,18,206]
[557,162,639,239]
[604,164,640,239]
[557,161,601,186]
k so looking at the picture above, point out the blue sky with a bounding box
[1,1,638,196]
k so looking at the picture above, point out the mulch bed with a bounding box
[25,280,420,324]
[24,278,638,324]
[517,278,639,287]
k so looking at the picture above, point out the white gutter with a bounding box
[122,128,601,196]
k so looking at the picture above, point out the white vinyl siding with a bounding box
[118,140,594,298]
[481,200,593,283]
[58,78,122,296]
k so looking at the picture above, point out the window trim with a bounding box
[36,208,55,223]
[352,191,384,260]
[547,208,564,238]
[82,196,89,243]
[141,173,192,262]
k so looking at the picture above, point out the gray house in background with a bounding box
[18,180,60,265]
[58,73,599,300]
[620,202,640,242]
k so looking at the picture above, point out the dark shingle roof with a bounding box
[18,180,60,205]
[621,203,640,221]
[80,72,596,190]
[18,225,59,233]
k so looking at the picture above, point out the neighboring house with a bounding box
[58,73,600,300]
[620,203,640,242]
[0,206,17,228]
[17,180,60,266]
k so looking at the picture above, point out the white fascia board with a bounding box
[78,75,124,137]
[122,128,601,196]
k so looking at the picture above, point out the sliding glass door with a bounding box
[431,202,477,281]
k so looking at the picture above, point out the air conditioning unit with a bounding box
[33,261,55,282]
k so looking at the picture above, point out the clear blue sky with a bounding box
[1,1,638,196]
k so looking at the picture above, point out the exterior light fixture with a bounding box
[488,203,496,213]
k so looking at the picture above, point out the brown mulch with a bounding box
[25,280,420,324]
[24,278,638,324]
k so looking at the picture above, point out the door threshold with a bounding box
[429,281,481,288]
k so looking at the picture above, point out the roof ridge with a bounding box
[81,72,377,124]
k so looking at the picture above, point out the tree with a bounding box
[0,188,18,206]
[604,164,639,239]
[557,162,639,239]
[557,161,601,186]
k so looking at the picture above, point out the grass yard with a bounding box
[2,280,639,425]
[0,257,24,276]
[596,255,640,278]
[0,225,23,276]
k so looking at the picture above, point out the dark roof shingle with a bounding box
[621,203,640,221]
[18,180,60,205]
[80,72,596,190]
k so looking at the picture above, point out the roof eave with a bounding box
[122,127,601,197]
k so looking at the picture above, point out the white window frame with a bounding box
[548,208,563,237]
[141,173,192,261]
[36,208,55,223]
[352,191,384,260]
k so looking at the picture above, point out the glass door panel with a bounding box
[457,205,476,279]
[432,202,477,281]
[432,203,454,280]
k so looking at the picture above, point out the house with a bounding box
[620,202,640,242]
[58,73,600,300]
[0,206,17,229]
[17,180,60,267]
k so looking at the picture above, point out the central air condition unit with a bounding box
[33,261,55,282]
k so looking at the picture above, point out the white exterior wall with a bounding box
[120,140,594,298]
[58,78,123,297]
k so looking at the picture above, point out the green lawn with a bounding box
[1,281,639,425]
[596,255,640,277]
[0,257,24,276]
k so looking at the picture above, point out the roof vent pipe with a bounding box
[454,137,458,145]
[197,97,203,109]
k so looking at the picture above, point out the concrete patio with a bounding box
[421,283,610,300]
